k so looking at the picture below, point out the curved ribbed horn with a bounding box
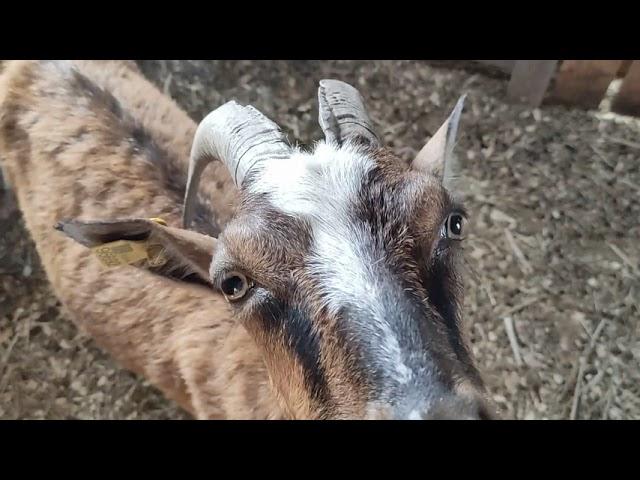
[317,79,380,147]
[183,101,292,229]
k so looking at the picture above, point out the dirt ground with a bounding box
[0,60,638,420]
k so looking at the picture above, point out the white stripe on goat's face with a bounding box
[250,142,414,386]
[218,141,485,419]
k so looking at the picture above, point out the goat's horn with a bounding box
[317,79,380,147]
[183,101,291,229]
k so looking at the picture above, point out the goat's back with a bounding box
[0,60,279,418]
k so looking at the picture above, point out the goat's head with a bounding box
[58,80,494,419]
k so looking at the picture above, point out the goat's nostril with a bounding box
[420,396,493,420]
[477,401,497,420]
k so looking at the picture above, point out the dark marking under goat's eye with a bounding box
[255,297,332,409]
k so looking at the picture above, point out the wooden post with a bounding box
[611,61,640,117]
[550,60,622,110]
[507,61,559,107]
[618,60,633,78]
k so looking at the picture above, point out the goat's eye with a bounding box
[444,213,465,240]
[220,271,252,301]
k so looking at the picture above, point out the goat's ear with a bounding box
[55,218,216,283]
[411,95,466,190]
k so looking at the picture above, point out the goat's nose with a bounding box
[417,396,493,420]
[366,395,496,420]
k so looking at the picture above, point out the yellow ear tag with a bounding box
[148,217,167,226]
[91,240,150,268]
[91,217,170,268]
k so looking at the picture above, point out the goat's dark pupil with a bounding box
[450,215,462,236]
[222,276,243,296]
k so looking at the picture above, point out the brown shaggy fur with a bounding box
[0,60,282,419]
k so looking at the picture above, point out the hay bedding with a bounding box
[0,60,637,419]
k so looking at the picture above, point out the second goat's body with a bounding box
[0,60,283,418]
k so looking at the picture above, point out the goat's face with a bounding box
[58,80,494,419]
[213,143,489,419]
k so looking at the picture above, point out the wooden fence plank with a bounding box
[550,60,622,109]
[618,60,633,78]
[507,61,559,107]
[611,61,640,116]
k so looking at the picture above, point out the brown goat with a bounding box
[0,60,494,419]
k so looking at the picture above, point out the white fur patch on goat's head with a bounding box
[248,141,374,219]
